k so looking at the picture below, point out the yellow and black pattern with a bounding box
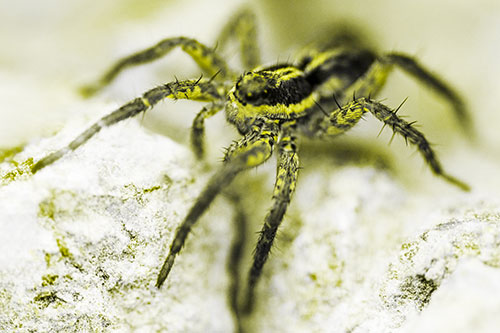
[31,79,223,173]
[8,7,474,329]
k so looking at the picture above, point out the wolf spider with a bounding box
[22,7,471,326]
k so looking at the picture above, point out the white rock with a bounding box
[0,120,234,332]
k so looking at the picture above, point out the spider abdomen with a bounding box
[303,48,376,92]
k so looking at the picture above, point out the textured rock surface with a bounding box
[0,120,235,332]
[1,120,500,332]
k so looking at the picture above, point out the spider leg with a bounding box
[80,37,235,97]
[343,97,470,191]
[315,97,367,137]
[190,101,225,159]
[223,188,249,333]
[31,79,224,174]
[384,53,473,137]
[156,119,279,288]
[310,52,470,139]
[216,7,261,69]
[243,126,299,313]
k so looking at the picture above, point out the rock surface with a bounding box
[1,119,500,332]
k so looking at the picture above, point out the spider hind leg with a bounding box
[384,53,473,137]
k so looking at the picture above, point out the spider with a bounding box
[21,6,470,322]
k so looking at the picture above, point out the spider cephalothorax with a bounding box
[16,7,472,328]
[227,66,316,134]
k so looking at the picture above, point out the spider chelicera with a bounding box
[18,7,471,321]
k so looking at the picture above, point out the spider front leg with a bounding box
[31,79,223,174]
[190,101,225,159]
[342,98,470,191]
[80,37,234,97]
[243,127,300,313]
[156,119,279,288]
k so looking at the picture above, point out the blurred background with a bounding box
[0,0,499,186]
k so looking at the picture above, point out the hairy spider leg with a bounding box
[80,37,235,97]
[324,55,470,190]
[304,54,469,189]
[80,9,263,99]
[243,124,299,313]
[190,101,225,159]
[31,80,223,174]
[331,97,470,191]
[223,189,249,333]
[318,98,367,136]
[156,119,279,288]
[216,7,261,69]
[384,53,473,137]
[363,98,470,190]
[310,51,472,137]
